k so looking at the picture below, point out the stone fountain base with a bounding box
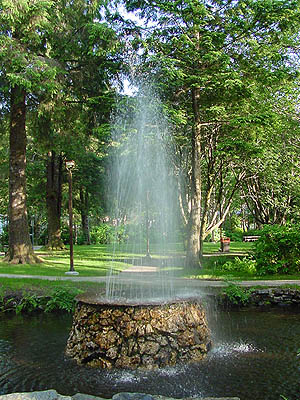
[65,295,211,369]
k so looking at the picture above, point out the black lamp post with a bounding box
[65,160,79,275]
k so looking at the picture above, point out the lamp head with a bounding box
[65,160,75,171]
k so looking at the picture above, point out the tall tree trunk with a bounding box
[186,87,202,268]
[5,86,42,264]
[46,151,65,250]
[79,187,91,245]
[199,185,214,255]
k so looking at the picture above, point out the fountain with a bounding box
[65,295,211,369]
[65,89,211,369]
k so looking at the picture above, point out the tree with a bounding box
[3,0,123,252]
[46,150,65,249]
[125,0,300,266]
[0,98,9,217]
[6,86,36,263]
[242,85,300,225]
[0,0,60,263]
[48,0,124,245]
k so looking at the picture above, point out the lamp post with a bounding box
[65,160,79,275]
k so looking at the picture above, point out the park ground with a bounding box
[0,241,300,296]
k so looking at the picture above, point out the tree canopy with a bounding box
[0,0,299,266]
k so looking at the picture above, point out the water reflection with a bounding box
[0,309,300,399]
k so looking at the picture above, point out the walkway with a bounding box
[0,272,300,288]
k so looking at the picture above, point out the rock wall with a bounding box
[65,298,211,369]
[250,288,300,307]
[219,287,300,308]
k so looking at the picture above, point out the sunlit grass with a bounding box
[0,277,105,294]
[173,266,300,281]
[1,241,298,282]
[202,241,254,254]
[0,245,131,277]
[0,241,254,277]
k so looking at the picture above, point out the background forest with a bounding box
[0,0,300,270]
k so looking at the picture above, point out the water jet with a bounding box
[66,89,211,369]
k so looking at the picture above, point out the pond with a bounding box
[0,306,300,400]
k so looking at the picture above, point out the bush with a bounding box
[216,256,257,275]
[16,292,41,314]
[90,224,129,244]
[0,287,81,314]
[61,225,71,244]
[224,229,244,242]
[205,229,221,242]
[222,283,253,305]
[222,215,244,242]
[113,224,129,243]
[45,287,80,313]
[253,224,300,275]
[90,224,114,244]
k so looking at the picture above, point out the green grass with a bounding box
[179,254,300,282]
[174,242,254,280]
[0,241,299,283]
[0,242,189,277]
[0,241,251,277]
[180,268,300,281]
[202,241,253,254]
[0,277,105,295]
[0,245,131,277]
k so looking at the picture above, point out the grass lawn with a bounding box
[179,264,300,281]
[202,241,254,254]
[0,245,131,277]
[0,277,105,294]
[0,242,252,276]
[0,241,299,283]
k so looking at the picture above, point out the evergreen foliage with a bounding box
[0,0,299,269]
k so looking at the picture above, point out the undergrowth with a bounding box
[222,282,254,305]
[0,287,82,314]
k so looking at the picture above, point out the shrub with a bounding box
[0,287,15,313]
[113,224,129,243]
[16,292,41,314]
[216,256,257,275]
[0,287,81,314]
[44,287,80,313]
[222,215,244,241]
[90,224,114,244]
[222,283,253,305]
[253,224,300,275]
[224,229,244,242]
[76,233,86,245]
[90,224,129,244]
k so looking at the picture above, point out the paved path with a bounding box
[0,272,300,288]
[0,273,107,282]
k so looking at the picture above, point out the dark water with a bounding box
[0,307,300,400]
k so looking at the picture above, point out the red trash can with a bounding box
[220,237,230,252]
